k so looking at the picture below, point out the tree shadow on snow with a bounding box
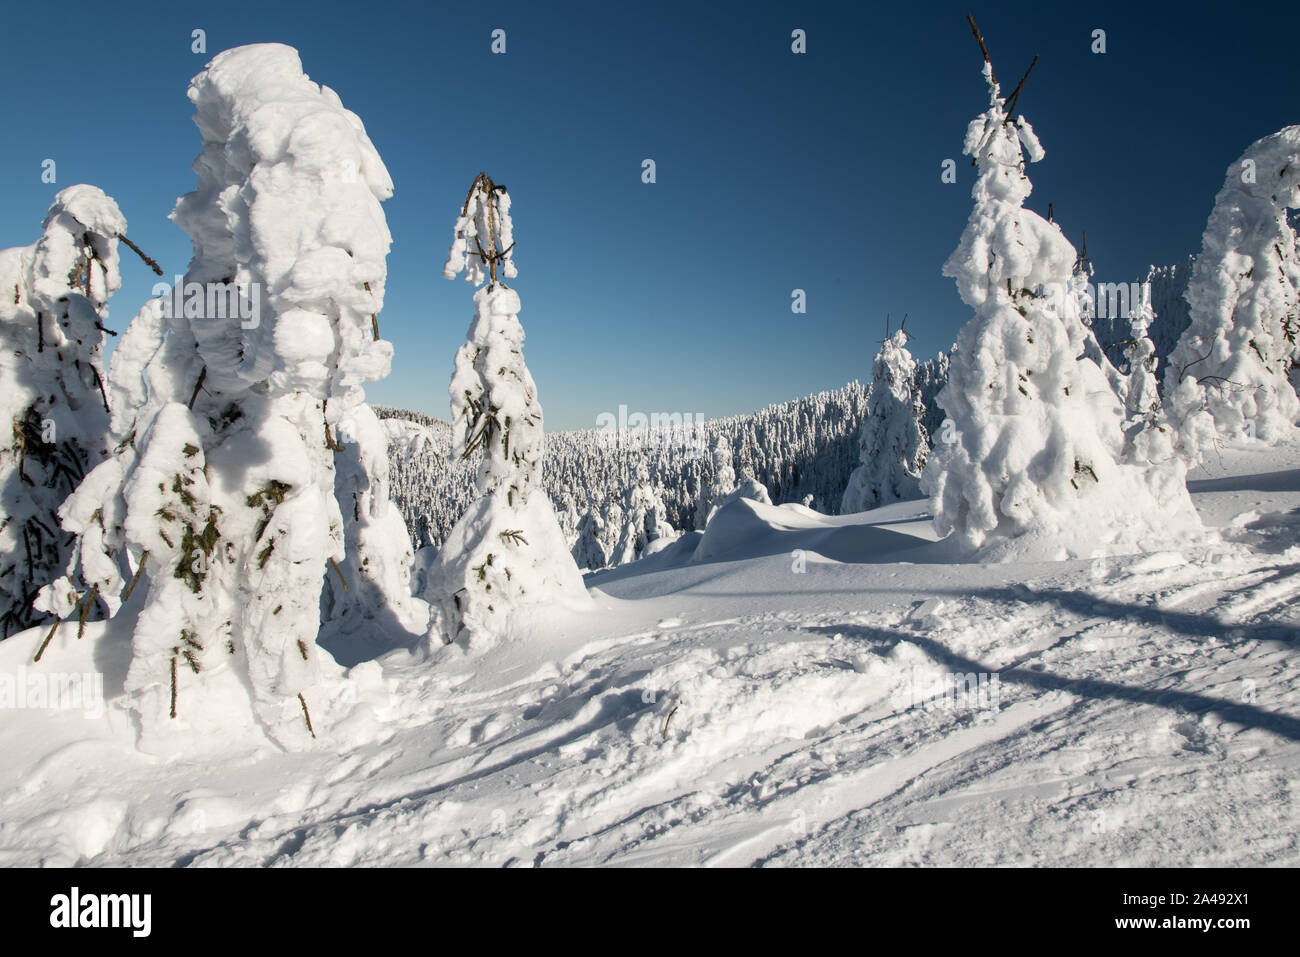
[808,589,1300,743]
[1187,467,1300,495]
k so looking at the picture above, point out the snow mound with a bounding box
[693,497,933,565]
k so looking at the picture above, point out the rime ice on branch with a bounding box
[422,174,587,649]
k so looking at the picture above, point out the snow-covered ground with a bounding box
[2,441,1296,867]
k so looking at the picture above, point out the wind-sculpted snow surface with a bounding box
[0,187,125,637]
[1,441,1296,867]
[40,44,415,750]
[922,62,1200,561]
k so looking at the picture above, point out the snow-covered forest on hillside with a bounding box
[377,259,1192,565]
[1,19,1298,874]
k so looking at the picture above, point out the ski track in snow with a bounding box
[1,447,1297,867]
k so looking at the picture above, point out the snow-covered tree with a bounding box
[1165,125,1300,446]
[1067,242,1129,406]
[598,493,624,563]
[921,37,1199,559]
[556,491,580,549]
[570,506,606,571]
[324,402,428,637]
[1124,289,1161,423]
[0,186,127,638]
[694,434,736,529]
[38,44,407,748]
[422,173,588,649]
[915,349,952,442]
[841,326,929,512]
[610,461,678,565]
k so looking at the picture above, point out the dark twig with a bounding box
[78,583,99,639]
[188,367,207,410]
[966,14,996,82]
[116,234,164,276]
[329,557,348,591]
[1002,54,1039,117]
[33,619,61,663]
[123,550,149,602]
[298,692,316,738]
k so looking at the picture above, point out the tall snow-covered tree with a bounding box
[921,29,1199,559]
[422,173,588,649]
[694,434,736,529]
[0,186,128,638]
[841,326,929,512]
[37,44,408,748]
[1165,125,1300,446]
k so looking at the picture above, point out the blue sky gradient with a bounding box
[2,0,1297,428]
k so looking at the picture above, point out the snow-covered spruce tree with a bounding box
[324,402,428,637]
[0,186,131,639]
[598,493,624,562]
[841,325,929,513]
[39,45,406,748]
[570,506,607,571]
[921,27,1199,559]
[422,173,588,649]
[611,461,678,565]
[914,349,952,444]
[556,491,581,549]
[714,472,772,513]
[1067,239,1128,407]
[694,434,736,529]
[1124,288,1161,423]
[1117,287,1207,474]
[1164,126,1300,446]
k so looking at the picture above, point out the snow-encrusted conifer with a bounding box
[571,506,606,571]
[422,173,587,649]
[557,491,580,549]
[1124,288,1160,423]
[694,434,736,529]
[599,494,624,560]
[1,186,126,638]
[841,326,928,512]
[611,461,678,565]
[1165,126,1300,446]
[41,45,406,747]
[1068,244,1128,406]
[922,36,1198,559]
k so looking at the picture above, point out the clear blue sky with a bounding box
[2,0,1297,429]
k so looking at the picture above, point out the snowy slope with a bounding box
[1,442,1296,866]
